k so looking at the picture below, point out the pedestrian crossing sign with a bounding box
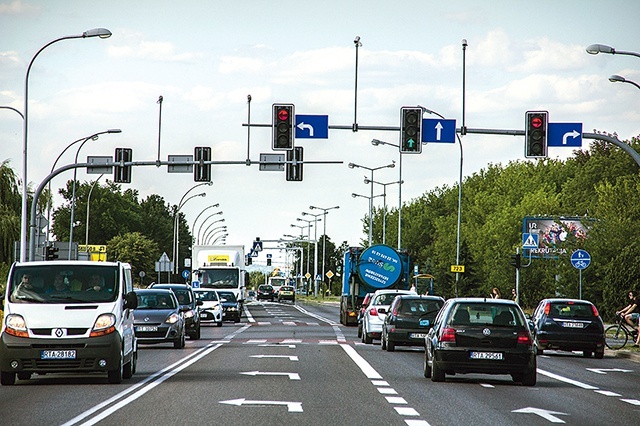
[522,233,539,249]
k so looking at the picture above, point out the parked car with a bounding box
[424,297,536,386]
[532,298,605,358]
[133,289,185,349]
[257,284,275,301]
[149,283,202,339]
[381,295,445,351]
[357,293,375,338]
[217,290,242,323]
[362,289,417,344]
[193,288,223,327]
[277,285,296,303]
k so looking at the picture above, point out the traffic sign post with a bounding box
[571,249,591,300]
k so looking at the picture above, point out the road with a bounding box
[0,300,638,425]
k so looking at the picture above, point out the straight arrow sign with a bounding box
[240,370,301,380]
[250,355,299,361]
[220,398,303,413]
[512,407,568,423]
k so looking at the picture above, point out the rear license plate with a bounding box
[469,351,503,360]
[562,322,584,328]
[419,319,430,327]
[41,350,76,360]
[409,333,426,339]
[136,326,158,332]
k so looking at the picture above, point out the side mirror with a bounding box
[196,300,203,306]
[124,291,138,310]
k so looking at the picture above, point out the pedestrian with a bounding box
[491,287,501,299]
[511,288,517,301]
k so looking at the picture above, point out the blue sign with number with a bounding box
[295,115,329,139]
[548,123,582,147]
[571,249,590,270]
[422,118,456,143]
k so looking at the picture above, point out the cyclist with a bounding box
[616,290,640,346]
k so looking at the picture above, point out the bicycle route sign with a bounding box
[570,249,591,270]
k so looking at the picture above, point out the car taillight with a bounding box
[543,303,551,315]
[370,307,378,316]
[591,304,600,317]
[440,327,456,342]
[517,330,532,345]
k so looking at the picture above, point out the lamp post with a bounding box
[586,44,640,58]
[348,161,395,246]
[608,75,640,90]
[84,173,105,255]
[300,211,323,297]
[296,218,315,282]
[197,212,224,245]
[20,28,112,262]
[210,233,228,245]
[362,179,401,245]
[173,191,207,274]
[371,139,403,249]
[309,205,339,294]
[191,203,220,244]
[203,226,228,246]
[68,129,121,259]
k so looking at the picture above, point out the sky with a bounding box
[1,0,639,270]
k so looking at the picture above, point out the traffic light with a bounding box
[272,103,295,150]
[45,245,59,261]
[247,256,252,265]
[286,147,303,181]
[525,111,548,158]
[114,148,132,183]
[267,258,272,266]
[194,146,212,182]
[509,253,521,269]
[400,107,423,154]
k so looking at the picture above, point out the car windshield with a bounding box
[373,293,402,305]
[195,290,219,302]
[448,303,525,327]
[549,302,595,318]
[136,292,176,309]
[259,285,273,292]
[172,289,193,305]
[198,269,239,289]
[217,291,236,302]
[9,264,118,304]
[280,286,294,291]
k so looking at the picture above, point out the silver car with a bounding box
[362,289,417,344]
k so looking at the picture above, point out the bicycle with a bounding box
[605,313,638,350]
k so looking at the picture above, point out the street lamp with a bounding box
[296,218,315,280]
[371,139,404,249]
[68,129,121,259]
[191,203,220,244]
[348,161,395,245]
[197,212,224,244]
[210,233,228,245]
[300,212,323,296]
[363,179,401,245]
[309,205,339,294]
[203,226,228,246]
[173,191,207,273]
[84,174,104,250]
[586,44,640,58]
[20,28,112,262]
[609,75,640,90]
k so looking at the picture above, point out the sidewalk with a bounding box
[605,348,640,363]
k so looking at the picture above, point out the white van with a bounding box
[0,261,138,385]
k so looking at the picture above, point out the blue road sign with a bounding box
[571,249,591,270]
[181,269,190,279]
[422,118,456,143]
[252,240,263,252]
[295,115,329,139]
[522,233,539,249]
[548,122,582,147]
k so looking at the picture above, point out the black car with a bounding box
[532,298,605,358]
[424,298,537,386]
[381,295,444,351]
[257,284,275,301]
[133,289,186,349]
[149,283,202,339]
[217,290,241,323]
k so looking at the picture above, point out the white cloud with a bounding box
[0,0,39,14]
[107,31,203,62]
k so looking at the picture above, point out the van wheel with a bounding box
[123,350,136,379]
[108,357,123,384]
[1,371,16,385]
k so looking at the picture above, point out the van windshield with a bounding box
[9,264,118,304]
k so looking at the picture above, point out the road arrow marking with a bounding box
[297,122,314,136]
[220,398,303,412]
[586,368,633,374]
[512,407,568,423]
[562,130,580,145]
[258,343,297,348]
[240,371,301,380]
[250,355,299,361]
[435,122,443,140]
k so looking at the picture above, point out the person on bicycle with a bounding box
[616,290,640,345]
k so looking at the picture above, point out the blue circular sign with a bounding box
[181,269,191,279]
[571,249,591,270]
[357,245,403,289]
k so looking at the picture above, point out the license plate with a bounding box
[562,322,584,328]
[469,351,503,360]
[200,313,208,318]
[136,326,158,332]
[419,319,430,327]
[41,350,76,360]
[409,333,426,339]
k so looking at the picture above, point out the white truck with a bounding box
[191,245,247,306]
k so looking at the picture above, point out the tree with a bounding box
[0,160,21,265]
[107,232,159,283]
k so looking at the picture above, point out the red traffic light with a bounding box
[277,108,289,122]
[531,116,543,128]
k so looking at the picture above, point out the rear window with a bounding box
[195,290,219,302]
[549,302,595,318]
[374,293,405,305]
[398,299,442,315]
[448,303,525,327]
[136,292,177,309]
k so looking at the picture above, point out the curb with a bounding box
[605,348,640,363]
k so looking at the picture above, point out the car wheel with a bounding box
[431,357,445,382]
[174,329,186,349]
[357,323,363,338]
[595,349,604,359]
[0,371,16,386]
[386,337,395,352]
[191,325,201,340]
[217,321,223,327]
[521,367,537,386]
[423,349,432,379]
[381,330,387,350]
[363,325,373,344]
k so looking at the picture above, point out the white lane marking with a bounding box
[537,369,598,390]
[386,396,408,404]
[405,420,431,426]
[220,398,303,413]
[250,355,299,361]
[395,407,420,416]
[240,371,301,380]
[378,388,398,395]
[372,380,389,386]
[621,399,640,406]
[339,343,382,379]
[595,390,621,397]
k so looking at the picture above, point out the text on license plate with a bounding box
[469,351,503,360]
[562,322,584,328]
[41,350,76,360]
[136,326,158,332]
[409,333,426,339]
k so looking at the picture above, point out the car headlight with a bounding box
[91,313,116,337]
[5,314,28,338]
[165,313,180,324]
[183,309,195,319]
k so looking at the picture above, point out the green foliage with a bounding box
[107,232,159,281]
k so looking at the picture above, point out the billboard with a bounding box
[522,217,588,258]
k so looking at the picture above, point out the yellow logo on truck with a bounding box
[208,254,230,263]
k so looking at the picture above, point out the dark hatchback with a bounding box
[532,298,605,358]
[257,284,275,301]
[381,295,444,351]
[133,289,185,349]
[217,290,241,323]
[149,283,202,340]
[424,298,537,386]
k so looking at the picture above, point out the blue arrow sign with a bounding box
[295,115,328,139]
[571,249,591,270]
[548,122,582,147]
[422,118,456,143]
